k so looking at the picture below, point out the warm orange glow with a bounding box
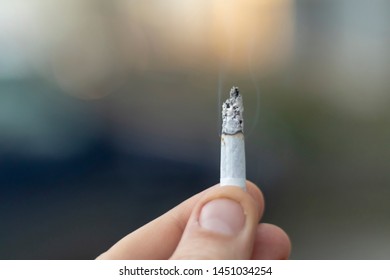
[210,0,294,74]
[119,0,294,75]
[0,0,295,98]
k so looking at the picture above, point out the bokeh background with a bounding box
[1,0,389,259]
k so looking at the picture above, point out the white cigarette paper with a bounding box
[220,86,246,190]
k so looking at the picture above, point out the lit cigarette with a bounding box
[220,86,246,190]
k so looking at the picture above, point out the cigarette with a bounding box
[220,86,246,190]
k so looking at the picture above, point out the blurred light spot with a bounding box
[210,0,295,74]
[0,0,48,78]
[46,4,116,99]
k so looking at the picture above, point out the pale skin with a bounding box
[97,181,291,260]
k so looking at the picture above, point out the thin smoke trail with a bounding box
[216,35,235,137]
[216,47,261,139]
[245,36,261,139]
[216,4,261,138]
[217,70,224,137]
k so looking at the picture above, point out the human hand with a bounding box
[97,181,291,260]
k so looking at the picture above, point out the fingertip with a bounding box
[171,186,261,259]
[209,184,264,223]
[245,180,264,218]
[251,223,292,260]
[207,181,264,219]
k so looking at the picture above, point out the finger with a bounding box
[170,185,263,259]
[97,186,210,259]
[97,181,263,259]
[251,223,291,260]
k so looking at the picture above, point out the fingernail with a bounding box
[199,198,245,236]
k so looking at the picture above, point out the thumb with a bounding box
[170,185,262,260]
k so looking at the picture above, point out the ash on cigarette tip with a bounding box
[222,86,244,135]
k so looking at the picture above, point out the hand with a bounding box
[97,181,291,259]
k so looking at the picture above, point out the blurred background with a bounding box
[1,0,389,259]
